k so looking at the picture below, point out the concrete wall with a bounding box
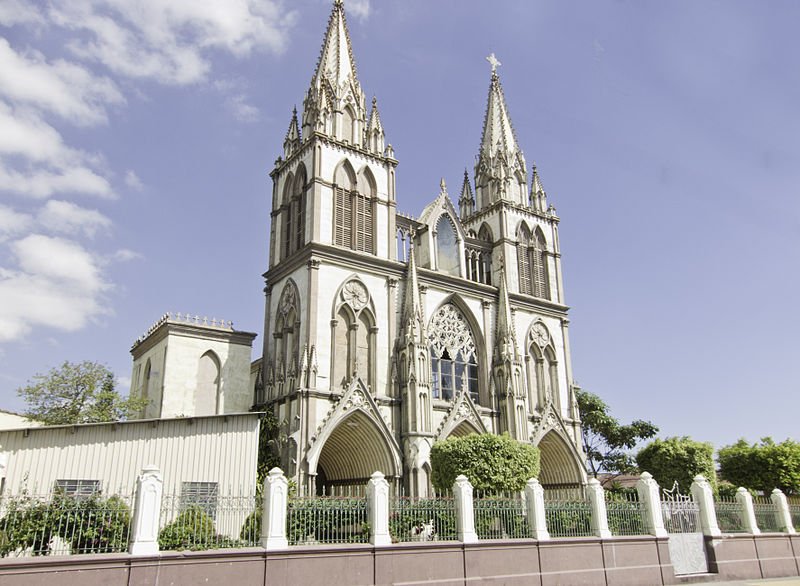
[0,536,675,586]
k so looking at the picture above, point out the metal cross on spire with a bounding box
[486,53,501,73]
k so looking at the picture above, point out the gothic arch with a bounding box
[196,350,221,416]
[524,320,560,411]
[435,213,460,276]
[273,279,301,399]
[357,166,377,196]
[537,429,585,488]
[330,277,377,391]
[427,296,487,405]
[306,379,402,493]
[448,420,481,438]
[478,223,493,242]
[333,159,357,190]
[282,171,294,204]
[293,163,307,192]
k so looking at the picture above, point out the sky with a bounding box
[0,0,798,453]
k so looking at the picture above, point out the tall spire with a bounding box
[474,55,527,209]
[495,263,517,361]
[458,169,475,220]
[283,106,301,158]
[401,243,425,338]
[366,96,385,154]
[529,163,548,212]
[302,0,367,144]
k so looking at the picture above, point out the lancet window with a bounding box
[428,303,480,404]
[517,224,550,299]
[280,166,307,260]
[333,162,374,253]
[273,281,301,398]
[525,322,560,413]
[435,215,459,276]
[331,279,376,391]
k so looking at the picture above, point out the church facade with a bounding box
[257,1,587,497]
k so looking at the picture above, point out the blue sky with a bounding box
[1,0,798,452]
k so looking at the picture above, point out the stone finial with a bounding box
[486,52,502,73]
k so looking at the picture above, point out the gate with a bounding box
[661,483,708,575]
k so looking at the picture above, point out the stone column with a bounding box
[771,489,796,534]
[586,478,612,538]
[262,467,289,550]
[367,471,391,546]
[129,465,163,556]
[690,475,721,537]
[735,487,760,534]
[453,475,478,543]
[636,472,668,537]
[524,478,550,540]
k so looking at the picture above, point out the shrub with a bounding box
[636,437,716,493]
[718,438,800,495]
[430,433,540,493]
[158,506,217,551]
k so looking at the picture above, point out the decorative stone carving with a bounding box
[530,322,549,348]
[429,304,477,359]
[342,280,369,311]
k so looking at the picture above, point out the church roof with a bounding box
[479,61,523,164]
[310,0,360,97]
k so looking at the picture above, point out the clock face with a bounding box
[532,323,549,347]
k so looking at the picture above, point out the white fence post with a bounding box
[453,475,478,543]
[735,487,760,535]
[771,489,796,534]
[524,478,550,540]
[367,471,391,546]
[636,472,668,537]
[690,475,721,537]
[586,478,612,538]
[129,465,163,555]
[261,467,289,550]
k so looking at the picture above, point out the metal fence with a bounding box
[788,501,800,532]
[605,491,645,536]
[389,495,458,542]
[287,496,368,545]
[543,498,592,538]
[473,491,529,540]
[0,491,133,557]
[158,492,259,550]
[752,497,781,532]
[714,498,747,534]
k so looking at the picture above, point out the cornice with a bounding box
[463,199,560,227]
[131,321,258,358]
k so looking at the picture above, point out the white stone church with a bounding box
[129,0,588,498]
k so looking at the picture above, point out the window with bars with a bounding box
[54,479,101,497]
[181,481,219,520]
[334,187,373,253]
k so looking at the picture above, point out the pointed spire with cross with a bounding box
[486,53,502,74]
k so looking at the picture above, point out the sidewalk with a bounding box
[692,579,800,586]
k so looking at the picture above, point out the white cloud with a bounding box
[226,94,260,122]
[0,38,124,126]
[110,248,141,262]
[37,200,112,238]
[346,0,371,21]
[0,204,33,241]
[49,0,297,85]
[124,170,144,191]
[116,375,131,391]
[0,0,44,26]
[0,101,114,198]
[0,234,111,341]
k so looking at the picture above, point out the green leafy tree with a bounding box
[158,506,217,551]
[17,361,146,425]
[430,433,540,493]
[575,389,658,478]
[636,436,716,492]
[718,438,800,495]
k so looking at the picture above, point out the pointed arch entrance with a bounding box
[308,408,401,496]
[538,430,585,490]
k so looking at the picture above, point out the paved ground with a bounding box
[696,579,800,586]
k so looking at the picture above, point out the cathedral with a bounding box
[256,0,587,497]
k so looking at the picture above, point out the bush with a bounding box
[158,506,217,551]
[430,433,540,493]
[718,438,800,495]
[0,492,131,557]
[636,437,716,493]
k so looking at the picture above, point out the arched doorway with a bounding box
[312,410,398,496]
[538,430,585,496]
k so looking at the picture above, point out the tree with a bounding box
[718,438,800,495]
[430,433,540,493]
[636,436,716,492]
[575,389,658,478]
[17,361,146,425]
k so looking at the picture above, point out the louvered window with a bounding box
[532,234,550,300]
[295,194,305,251]
[334,188,372,253]
[518,243,532,295]
[334,187,351,247]
[282,206,291,259]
